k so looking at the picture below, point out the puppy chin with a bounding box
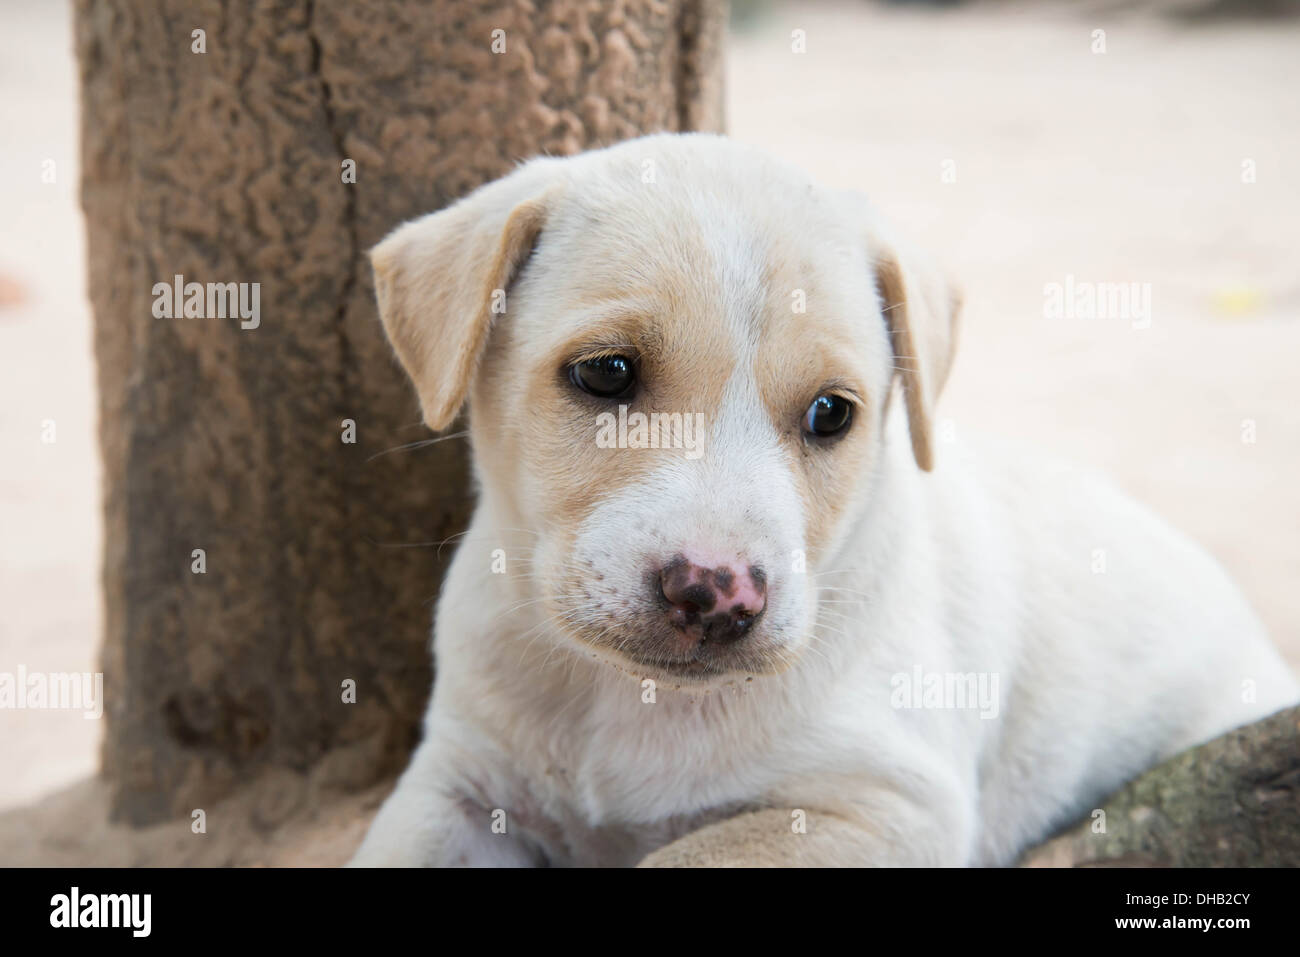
[560,617,805,689]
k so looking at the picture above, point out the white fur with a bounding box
[351,135,1298,867]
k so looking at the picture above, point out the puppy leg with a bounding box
[348,736,542,867]
[639,794,973,867]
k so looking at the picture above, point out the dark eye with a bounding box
[803,394,853,437]
[569,355,636,398]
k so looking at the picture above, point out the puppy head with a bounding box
[373,134,960,686]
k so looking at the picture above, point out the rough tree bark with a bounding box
[76,0,726,826]
[1021,706,1300,867]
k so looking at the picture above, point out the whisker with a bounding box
[365,430,470,463]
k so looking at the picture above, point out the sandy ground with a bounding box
[0,0,104,814]
[1,0,1297,864]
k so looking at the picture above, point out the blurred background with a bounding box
[1,0,1297,858]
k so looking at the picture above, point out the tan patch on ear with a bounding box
[426,198,547,430]
[875,254,933,471]
[370,168,557,432]
[873,244,961,473]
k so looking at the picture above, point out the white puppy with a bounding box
[350,134,1297,867]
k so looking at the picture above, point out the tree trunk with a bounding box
[75,0,726,826]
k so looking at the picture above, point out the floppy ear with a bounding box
[870,229,962,472]
[370,162,558,431]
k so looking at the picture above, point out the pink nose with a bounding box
[657,555,767,646]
